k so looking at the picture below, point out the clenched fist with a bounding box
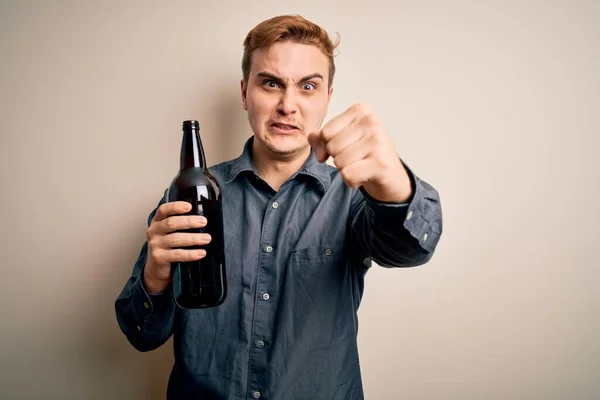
[143,201,212,294]
[308,104,413,203]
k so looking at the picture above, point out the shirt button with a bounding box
[406,210,413,221]
[143,301,150,309]
[324,248,332,256]
[262,293,270,300]
[136,325,141,331]
[265,245,273,253]
[253,391,261,399]
[256,340,265,348]
[423,233,429,241]
[272,201,279,209]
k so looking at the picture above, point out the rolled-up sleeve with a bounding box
[350,161,443,268]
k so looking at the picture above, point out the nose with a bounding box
[277,88,298,116]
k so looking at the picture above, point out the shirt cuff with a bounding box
[361,160,441,253]
[132,264,174,323]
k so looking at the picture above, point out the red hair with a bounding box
[242,15,339,88]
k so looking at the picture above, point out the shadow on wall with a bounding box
[76,87,250,400]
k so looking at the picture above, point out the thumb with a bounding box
[307,131,329,163]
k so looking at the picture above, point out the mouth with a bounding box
[270,122,300,132]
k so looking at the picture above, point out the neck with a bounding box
[252,141,310,192]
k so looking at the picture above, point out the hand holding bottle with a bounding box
[143,201,212,294]
[165,120,227,308]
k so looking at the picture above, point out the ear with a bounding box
[241,79,248,110]
[327,86,334,105]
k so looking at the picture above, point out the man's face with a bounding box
[241,41,333,159]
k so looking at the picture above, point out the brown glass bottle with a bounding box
[166,120,226,308]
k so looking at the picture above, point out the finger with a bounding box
[339,158,376,189]
[159,215,207,234]
[163,232,212,248]
[307,131,329,162]
[161,248,207,263]
[320,104,368,142]
[324,122,364,159]
[154,201,192,222]
[332,137,372,170]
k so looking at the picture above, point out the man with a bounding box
[116,14,443,400]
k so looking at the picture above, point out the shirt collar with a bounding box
[226,136,332,192]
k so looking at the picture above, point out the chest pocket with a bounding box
[287,243,356,352]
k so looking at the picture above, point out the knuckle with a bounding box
[168,232,183,246]
[173,248,187,261]
[352,103,369,114]
[188,233,200,246]
[321,126,333,140]
[185,249,198,261]
[149,247,162,263]
[148,236,159,249]
[190,233,202,246]
[360,114,378,127]
[165,217,176,231]
[157,203,170,218]
[374,133,387,149]
[325,140,337,156]
[187,249,202,261]
[179,233,195,247]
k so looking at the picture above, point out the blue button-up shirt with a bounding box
[115,137,443,399]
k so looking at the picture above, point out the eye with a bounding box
[263,80,280,89]
[302,82,316,91]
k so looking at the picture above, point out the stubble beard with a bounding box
[263,137,310,160]
[247,113,311,160]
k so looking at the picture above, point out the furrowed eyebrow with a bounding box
[257,72,285,87]
[298,73,324,83]
[256,72,324,86]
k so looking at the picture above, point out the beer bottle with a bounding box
[166,120,226,308]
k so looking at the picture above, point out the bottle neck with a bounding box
[180,127,207,170]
